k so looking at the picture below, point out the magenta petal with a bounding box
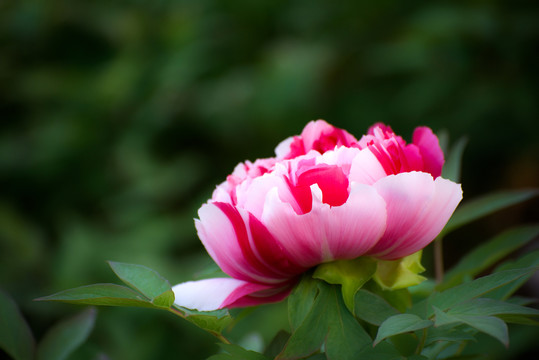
[196,203,282,283]
[368,172,462,260]
[296,164,349,207]
[412,127,444,178]
[172,278,275,311]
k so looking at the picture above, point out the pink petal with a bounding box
[172,278,275,311]
[275,136,294,159]
[349,148,388,185]
[367,172,462,259]
[399,144,424,173]
[412,127,444,178]
[247,213,306,276]
[196,203,283,283]
[262,182,387,267]
[277,120,358,159]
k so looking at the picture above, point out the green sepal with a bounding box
[313,257,376,313]
[373,251,426,290]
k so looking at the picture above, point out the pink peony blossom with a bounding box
[173,120,462,311]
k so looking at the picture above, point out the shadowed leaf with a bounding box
[0,289,35,360]
[37,307,96,360]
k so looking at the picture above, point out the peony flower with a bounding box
[173,120,462,311]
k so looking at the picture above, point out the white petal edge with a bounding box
[172,278,271,311]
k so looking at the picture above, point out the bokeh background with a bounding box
[1,0,538,359]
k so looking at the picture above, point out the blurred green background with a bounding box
[1,0,538,358]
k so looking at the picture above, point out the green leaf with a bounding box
[433,306,459,327]
[448,298,539,318]
[428,267,537,315]
[357,340,404,360]
[374,314,433,346]
[439,225,539,290]
[208,343,269,360]
[387,333,418,357]
[485,250,539,300]
[496,314,539,326]
[325,287,373,360]
[425,324,475,346]
[505,296,537,306]
[313,257,376,313]
[304,355,327,360]
[263,330,290,358]
[0,289,35,360]
[441,189,538,236]
[442,136,467,182]
[432,306,510,347]
[279,281,333,359]
[35,283,158,308]
[452,315,509,347]
[354,289,399,326]
[178,307,233,335]
[279,281,371,360]
[442,355,489,360]
[373,251,426,291]
[37,307,97,360]
[108,261,174,308]
[288,275,319,331]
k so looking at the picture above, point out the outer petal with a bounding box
[262,182,387,267]
[196,203,283,283]
[367,172,462,260]
[172,278,277,311]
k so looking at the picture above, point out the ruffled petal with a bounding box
[172,278,275,311]
[367,172,462,259]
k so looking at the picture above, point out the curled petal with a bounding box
[368,172,462,260]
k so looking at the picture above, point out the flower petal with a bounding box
[349,148,388,185]
[196,203,283,283]
[368,172,462,259]
[172,278,275,311]
[262,182,387,267]
[413,127,444,178]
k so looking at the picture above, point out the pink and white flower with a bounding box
[173,120,462,311]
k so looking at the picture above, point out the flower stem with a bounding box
[167,307,231,344]
[434,237,444,283]
[415,328,428,355]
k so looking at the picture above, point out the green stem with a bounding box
[415,328,428,355]
[455,340,467,356]
[434,237,444,284]
[168,307,231,344]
